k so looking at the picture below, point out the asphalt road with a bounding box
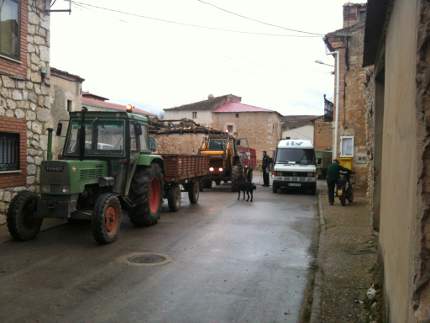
[0,184,317,323]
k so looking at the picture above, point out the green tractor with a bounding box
[7,109,164,244]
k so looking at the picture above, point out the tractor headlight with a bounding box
[61,186,69,193]
[218,167,223,172]
[209,167,214,172]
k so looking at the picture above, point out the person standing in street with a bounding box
[262,151,271,187]
[326,159,350,205]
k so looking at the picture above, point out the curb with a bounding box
[309,187,326,323]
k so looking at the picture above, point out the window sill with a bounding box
[0,54,22,65]
[0,170,22,175]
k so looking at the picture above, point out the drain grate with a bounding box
[122,252,171,266]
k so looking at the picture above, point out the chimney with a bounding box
[343,3,366,28]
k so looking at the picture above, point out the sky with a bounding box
[49,0,361,116]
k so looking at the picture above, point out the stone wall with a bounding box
[326,17,370,191]
[212,112,282,161]
[314,119,332,152]
[0,0,50,224]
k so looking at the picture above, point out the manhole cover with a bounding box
[121,252,171,266]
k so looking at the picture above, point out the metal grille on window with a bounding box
[0,132,19,171]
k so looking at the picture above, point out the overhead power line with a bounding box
[196,0,323,36]
[71,1,321,38]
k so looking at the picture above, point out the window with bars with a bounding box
[0,132,19,171]
[0,0,20,60]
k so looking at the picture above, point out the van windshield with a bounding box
[276,148,315,165]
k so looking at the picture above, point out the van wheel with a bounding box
[272,183,278,193]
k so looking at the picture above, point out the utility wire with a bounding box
[71,1,321,38]
[196,0,323,36]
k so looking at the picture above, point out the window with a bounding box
[226,124,234,134]
[139,125,148,151]
[64,119,125,156]
[0,132,19,171]
[340,136,354,157]
[235,113,239,118]
[0,0,20,60]
[192,111,197,119]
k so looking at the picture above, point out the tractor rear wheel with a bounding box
[92,193,122,244]
[167,184,181,212]
[188,181,200,204]
[129,164,163,227]
[7,191,42,241]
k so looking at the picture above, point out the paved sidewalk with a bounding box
[310,183,377,322]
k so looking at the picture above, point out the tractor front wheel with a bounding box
[92,193,122,244]
[129,164,163,227]
[7,191,42,241]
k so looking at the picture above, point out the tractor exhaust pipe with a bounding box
[47,128,53,161]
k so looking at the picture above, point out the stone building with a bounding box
[0,0,50,223]
[50,67,84,158]
[364,0,430,321]
[164,94,283,160]
[324,3,369,191]
[314,117,332,153]
[281,115,321,144]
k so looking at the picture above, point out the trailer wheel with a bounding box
[188,181,200,204]
[7,191,42,241]
[168,184,181,212]
[129,164,163,227]
[92,193,122,244]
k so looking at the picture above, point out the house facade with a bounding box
[364,0,430,321]
[50,67,84,159]
[281,115,321,144]
[324,3,370,191]
[0,0,50,223]
[164,94,283,160]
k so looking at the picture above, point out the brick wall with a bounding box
[314,118,332,151]
[326,12,370,191]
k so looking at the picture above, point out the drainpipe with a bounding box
[329,50,340,160]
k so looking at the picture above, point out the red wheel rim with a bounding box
[149,179,161,214]
[105,206,119,233]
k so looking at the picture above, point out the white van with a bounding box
[272,139,317,194]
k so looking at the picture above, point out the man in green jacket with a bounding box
[326,159,350,205]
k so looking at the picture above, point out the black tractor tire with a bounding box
[231,165,242,192]
[167,184,181,212]
[188,181,200,204]
[272,182,278,193]
[128,164,163,227]
[7,190,42,241]
[92,193,122,244]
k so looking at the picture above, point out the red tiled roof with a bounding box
[81,96,155,117]
[213,102,273,113]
